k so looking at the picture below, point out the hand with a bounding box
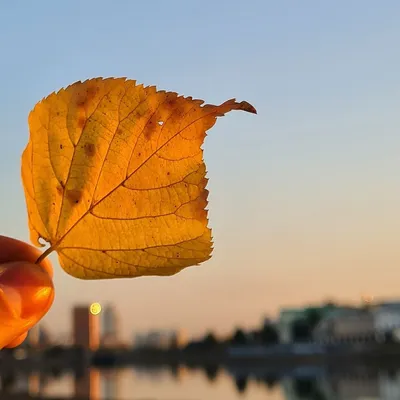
[0,235,54,349]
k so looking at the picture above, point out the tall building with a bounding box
[73,305,100,350]
[101,304,119,346]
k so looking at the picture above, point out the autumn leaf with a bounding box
[21,78,256,280]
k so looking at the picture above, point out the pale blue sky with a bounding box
[1,1,400,341]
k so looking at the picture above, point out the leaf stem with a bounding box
[35,246,55,265]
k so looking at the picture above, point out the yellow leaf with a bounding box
[21,78,257,279]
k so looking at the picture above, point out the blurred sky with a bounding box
[1,1,400,341]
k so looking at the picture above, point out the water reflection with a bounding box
[4,365,400,399]
[74,369,100,400]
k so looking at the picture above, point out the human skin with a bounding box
[0,235,54,349]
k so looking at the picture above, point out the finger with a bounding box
[0,262,54,349]
[0,262,54,318]
[0,235,53,278]
[5,332,28,348]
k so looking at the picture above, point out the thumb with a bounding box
[0,262,54,349]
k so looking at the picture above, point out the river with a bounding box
[6,364,400,399]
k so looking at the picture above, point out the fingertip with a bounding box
[0,262,54,320]
[5,332,28,348]
[0,258,54,350]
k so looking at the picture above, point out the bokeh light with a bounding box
[89,302,102,315]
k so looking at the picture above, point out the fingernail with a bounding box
[0,262,54,320]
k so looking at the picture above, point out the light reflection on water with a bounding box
[17,367,284,400]
[8,366,400,400]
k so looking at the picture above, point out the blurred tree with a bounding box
[260,323,279,345]
[250,329,261,343]
[202,332,219,348]
[231,329,248,345]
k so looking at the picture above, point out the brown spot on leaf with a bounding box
[144,120,156,140]
[77,116,86,129]
[167,98,178,108]
[59,144,63,149]
[66,189,82,205]
[75,93,86,107]
[86,85,99,101]
[56,185,64,195]
[74,84,99,108]
[84,143,96,157]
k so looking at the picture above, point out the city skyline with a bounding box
[1,1,400,339]
[36,294,400,346]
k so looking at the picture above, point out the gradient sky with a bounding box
[1,1,400,342]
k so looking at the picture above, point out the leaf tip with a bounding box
[238,101,257,114]
[212,98,257,116]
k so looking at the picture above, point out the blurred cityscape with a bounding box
[3,297,400,398]
[12,295,400,350]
